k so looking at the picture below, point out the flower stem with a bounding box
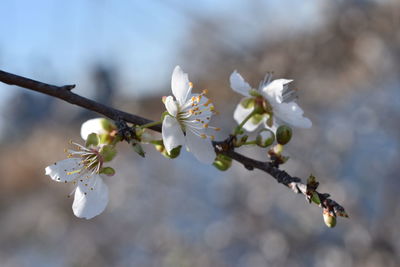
[233,110,258,135]
[139,120,163,129]
[243,140,257,145]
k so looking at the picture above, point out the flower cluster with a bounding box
[45,66,318,222]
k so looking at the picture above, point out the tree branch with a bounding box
[0,69,348,222]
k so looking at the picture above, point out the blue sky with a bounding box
[0,0,323,95]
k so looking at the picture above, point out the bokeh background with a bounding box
[1,0,399,266]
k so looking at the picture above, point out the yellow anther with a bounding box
[215,127,221,131]
[203,123,209,128]
[203,99,212,107]
[64,148,68,153]
[189,82,194,88]
[200,134,207,139]
[202,89,208,94]
[209,106,215,111]
[196,119,201,122]
[68,140,73,144]
[210,135,215,140]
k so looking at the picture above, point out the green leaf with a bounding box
[132,143,145,158]
[100,167,115,176]
[85,133,99,147]
[100,145,117,162]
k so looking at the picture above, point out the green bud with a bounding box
[86,133,99,147]
[249,89,261,97]
[323,211,337,228]
[100,145,117,162]
[276,125,292,145]
[256,129,275,148]
[100,167,115,176]
[132,143,145,158]
[165,146,181,159]
[240,98,255,109]
[213,154,232,171]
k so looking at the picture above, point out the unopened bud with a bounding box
[256,129,275,148]
[323,210,337,228]
[213,154,232,171]
[164,145,181,159]
[276,125,292,145]
[132,143,145,158]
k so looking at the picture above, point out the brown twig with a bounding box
[0,69,348,222]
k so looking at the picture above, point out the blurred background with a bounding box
[0,0,399,266]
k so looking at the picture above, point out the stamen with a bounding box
[189,82,194,88]
[200,134,207,139]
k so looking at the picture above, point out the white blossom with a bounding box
[162,66,219,163]
[45,142,110,219]
[230,70,312,132]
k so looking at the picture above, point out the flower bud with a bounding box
[240,98,255,109]
[323,210,337,228]
[276,125,292,145]
[165,145,181,159]
[256,129,275,148]
[100,145,117,162]
[213,154,232,171]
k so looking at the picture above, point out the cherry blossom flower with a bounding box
[162,66,219,163]
[45,140,115,219]
[230,70,312,132]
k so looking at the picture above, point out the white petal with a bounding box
[72,175,109,219]
[233,102,263,132]
[164,95,179,117]
[45,158,83,183]
[185,130,216,164]
[80,118,109,140]
[162,115,185,153]
[262,79,293,103]
[230,70,251,96]
[274,102,312,128]
[171,65,192,106]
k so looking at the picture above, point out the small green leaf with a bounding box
[132,143,145,158]
[85,133,99,147]
[100,145,117,162]
[100,167,115,176]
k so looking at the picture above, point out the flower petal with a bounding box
[262,79,293,103]
[185,130,216,164]
[164,95,179,117]
[233,102,263,132]
[171,65,192,106]
[274,102,312,128]
[230,70,251,96]
[72,175,109,219]
[162,115,185,153]
[45,158,83,183]
[80,118,108,140]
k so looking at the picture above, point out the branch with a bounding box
[0,69,347,223]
